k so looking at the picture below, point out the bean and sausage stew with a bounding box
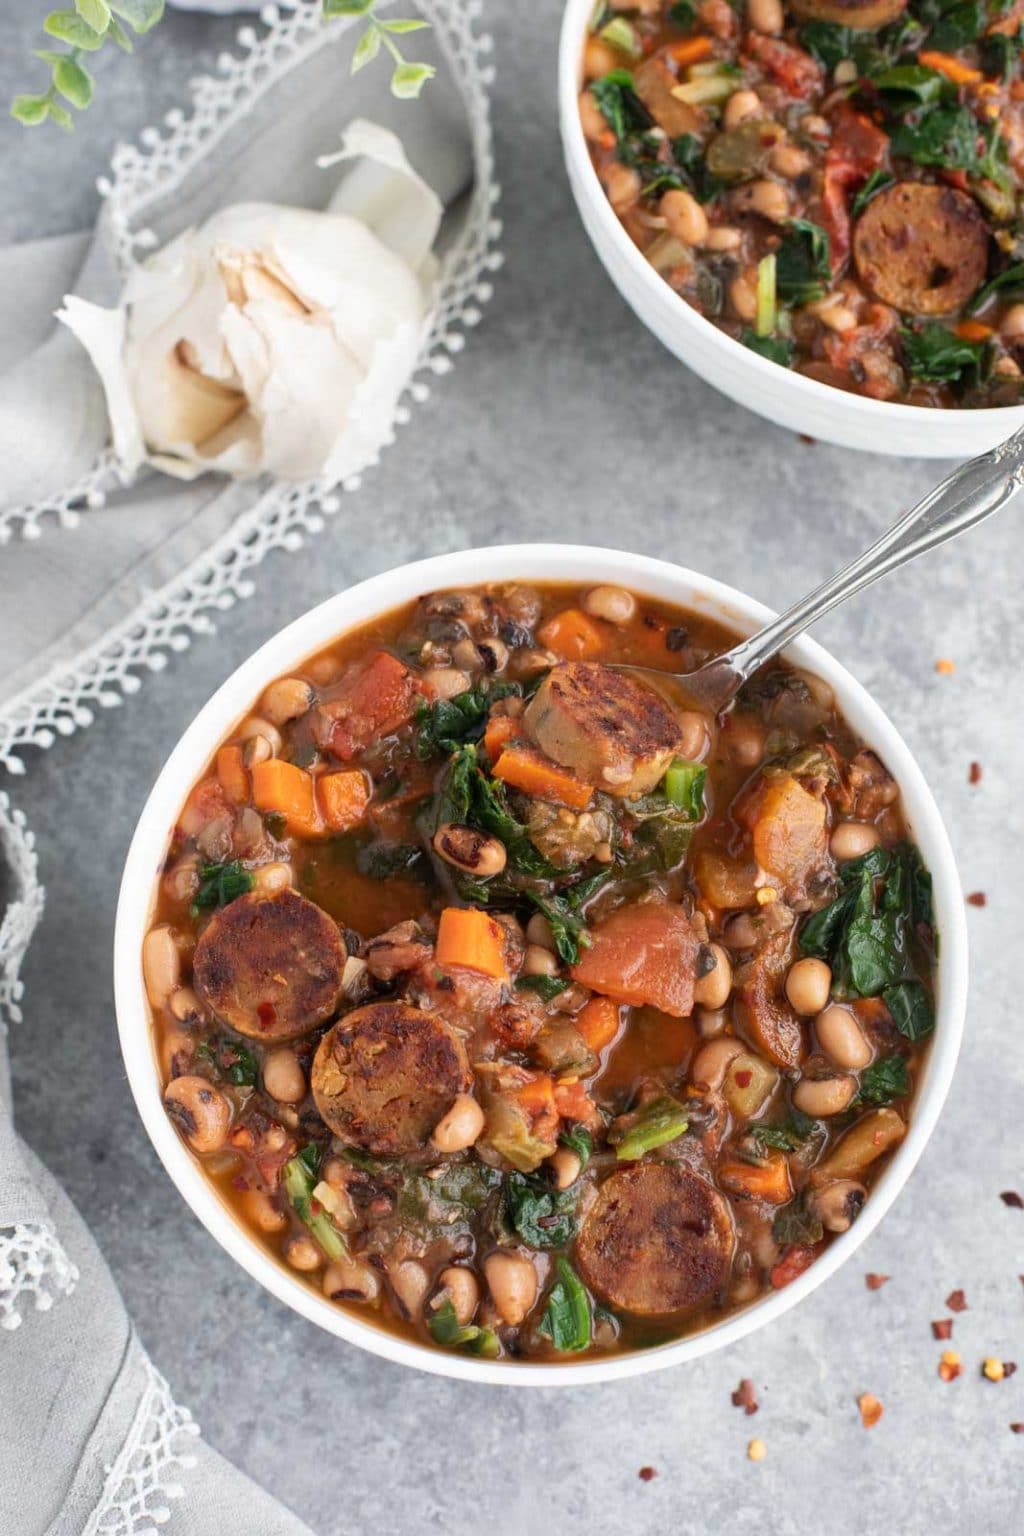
[580,0,1024,406]
[146,583,937,1362]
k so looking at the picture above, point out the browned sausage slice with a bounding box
[193,888,346,1041]
[790,0,907,27]
[576,1163,735,1316]
[853,182,989,316]
[524,662,684,797]
[311,1000,472,1156]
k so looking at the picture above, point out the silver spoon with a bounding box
[623,423,1024,716]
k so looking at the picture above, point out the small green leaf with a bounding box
[47,99,75,130]
[76,0,112,30]
[54,56,94,109]
[33,50,66,66]
[107,14,133,50]
[351,23,381,71]
[109,0,164,32]
[539,1259,592,1352]
[390,60,435,98]
[11,94,52,125]
[380,17,430,32]
[323,0,375,14]
[44,8,107,48]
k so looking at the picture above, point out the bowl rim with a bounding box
[114,543,968,1387]
[556,0,1022,437]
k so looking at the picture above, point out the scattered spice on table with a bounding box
[939,1350,963,1382]
[731,1379,759,1415]
[857,1393,884,1429]
[968,761,983,785]
[1011,1424,1024,1435]
[982,1359,1017,1382]
[935,659,956,675]
[946,1289,968,1312]
[865,1273,890,1291]
[1000,1191,1023,1208]
[932,1319,954,1341]
[638,1467,658,1482]
[967,892,988,907]
[747,1439,767,1462]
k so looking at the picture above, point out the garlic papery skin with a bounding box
[58,119,442,485]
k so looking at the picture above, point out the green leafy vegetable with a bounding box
[504,1171,579,1249]
[527,891,592,966]
[870,63,952,103]
[283,1146,347,1261]
[427,1296,500,1357]
[515,974,571,1002]
[190,860,255,917]
[982,26,1024,81]
[968,261,1024,315]
[611,1096,689,1161]
[398,1163,501,1232]
[669,0,697,24]
[901,322,985,385]
[776,219,832,306]
[671,132,725,204]
[355,841,425,880]
[851,169,895,217]
[742,329,794,367]
[799,843,933,999]
[856,1054,910,1106]
[196,1036,258,1088]
[889,104,985,174]
[883,980,935,1041]
[416,683,518,759]
[558,1123,593,1170]
[663,758,707,818]
[926,0,986,50]
[798,20,855,69]
[600,17,641,57]
[590,67,650,144]
[539,1259,592,1352]
[772,1200,824,1246]
[749,1110,816,1153]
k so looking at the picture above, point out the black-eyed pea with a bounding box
[323,1257,380,1303]
[436,1266,480,1326]
[792,1073,857,1117]
[484,1252,538,1327]
[144,925,181,1008]
[830,821,881,861]
[163,1076,231,1154]
[693,944,733,1009]
[431,1093,485,1154]
[260,677,314,727]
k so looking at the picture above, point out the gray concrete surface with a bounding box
[3,4,1023,1533]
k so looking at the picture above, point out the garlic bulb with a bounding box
[59,120,442,484]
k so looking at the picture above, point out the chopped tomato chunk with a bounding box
[320,651,420,761]
[572,902,699,1018]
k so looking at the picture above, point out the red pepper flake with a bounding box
[968,761,983,785]
[1000,1191,1024,1208]
[946,1289,968,1312]
[257,1000,277,1028]
[1007,1362,1019,1378]
[1011,1423,1024,1435]
[734,1069,753,1089]
[857,1392,884,1428]
[799,433,816,446]
[966,892,987,907]
[939,1350,962,1382]
[865,1273,890,1291]
[638,1467,658,1482]
[932,1319,954,1340]
[731,1378,759,1415]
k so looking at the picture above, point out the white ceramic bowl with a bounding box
[115,545,967,1384]
[558,0,1024,458]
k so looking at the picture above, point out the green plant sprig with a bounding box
[13,0,434,133]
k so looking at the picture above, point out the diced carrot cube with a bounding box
[538,608,606,661]
[251,759,320,837]
[435,907,508,980]
[317,770,370,833]
[720,1152,793,1206]
[483,714,517,762]
[553,1079,597,1123]
[575,995,621,1053]
[216,745,249,806]
[492,746,593,811]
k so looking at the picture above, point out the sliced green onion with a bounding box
[612,1096,689,1161]
[539,1259,592,1352]
[600,16,641,58]
[663,757,706,818]
[756,253,777,339]
[283,1149,347,1261]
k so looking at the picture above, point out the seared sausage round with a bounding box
[576,1163,734,1316]
[193,888,346,1041]
[311,1001,472,1156]
[790,0,907,27]
[853,182,989,316]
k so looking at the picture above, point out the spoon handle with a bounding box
[716,421,1024,694]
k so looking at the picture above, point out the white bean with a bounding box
[582,585,637,625]
[785,957,832,1016]
[830,822,881,861]
[693,944,733,1010]
[143,925,180,1008]
[793,1074,857,1117]
[815,1004,872,1070]
[484,1252,538,1326]
[431,1093,485,1153]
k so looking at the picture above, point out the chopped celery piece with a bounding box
[540,1259,592,1352]
[663,757,706,818]
[600,17,641,58]
[673,74,736,105]
[283,1148,347,1261]
[756,253,777,338]
[612,1096,689,1160]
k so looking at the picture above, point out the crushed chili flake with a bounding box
[865,1273,890,1291]
[638,1467,658,1482]
[932,1319,954,1341]
[257,1000,277,1027]
[966,892,987,907]
[982,1358,1016,1382]
[935,658,956,675]
[939,1350,962,1382]
[857,1393,884,1429]
[1000,1191,1024,1209]
[734,1070,753,1089]
[731,1378,759,1415]
[747,1438,767,1462]
[968,761,983,785]
[945,1289,968,1312]
[1011,1424,1024,1435]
